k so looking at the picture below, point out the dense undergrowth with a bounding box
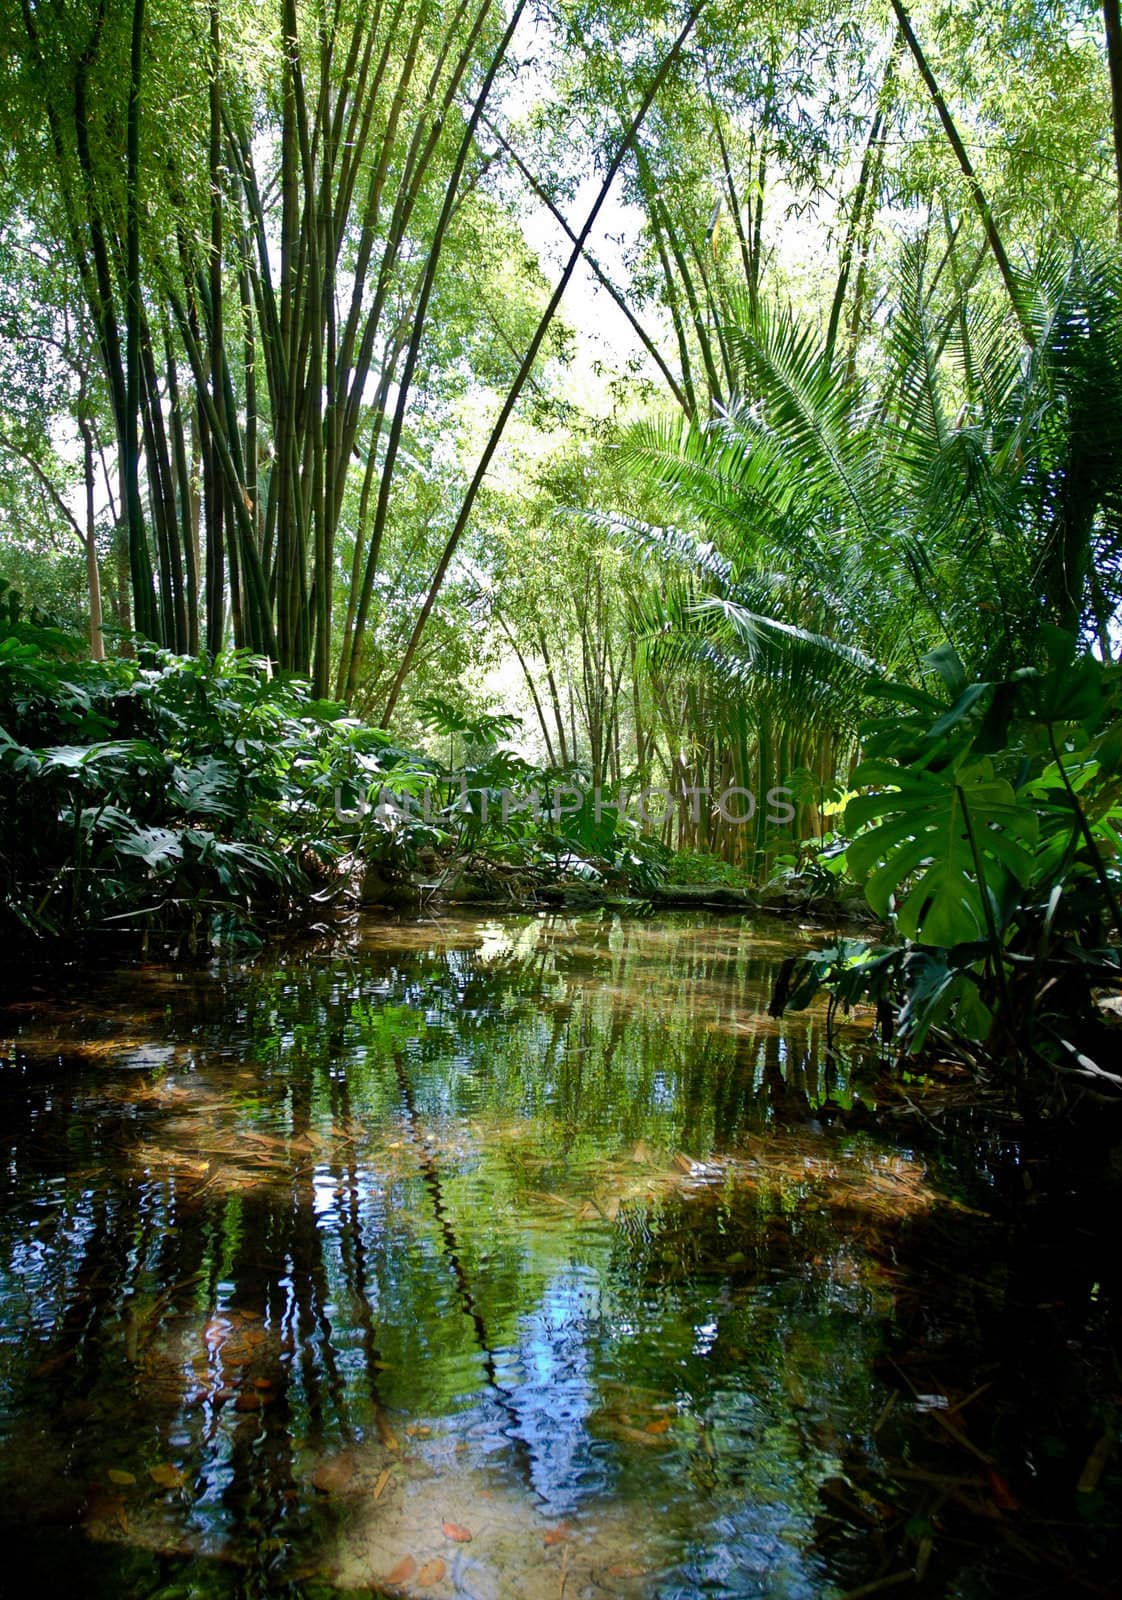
[0,593,680,950]
[771,634,1122,1109]
[8,582,1122,1128]
[0,600,410,948]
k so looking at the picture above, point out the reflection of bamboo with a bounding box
[390,1051,536,1488]
[284,1075,349,1440]
[325,1065,395,1442]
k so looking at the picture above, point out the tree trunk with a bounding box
[1104,0,1122,236]
[80,407,105,661]
[379,4,703,721]
[125,0,159,640]
[891,0,1033,344]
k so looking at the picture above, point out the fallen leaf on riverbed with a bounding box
[374,1468,392,1501]
[645,1417,672,1434]
[442,1520,472,1541]
[599,1418,672,1447]
[107,1469,136,1486]
[416,1558,446,1586]
[385,1555,416,1584]
[543,1523,571,1546]
[148,1463,185,1489]
[312,1452,357,1494]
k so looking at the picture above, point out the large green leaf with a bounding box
[846,758,1039,943]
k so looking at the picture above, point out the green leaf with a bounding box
[1040,625,1077,671]
[927,681,991,738]
[923,642,968,701]
[116,827,184,869]
[1031,655,1104,727]
[846,760,1038,943]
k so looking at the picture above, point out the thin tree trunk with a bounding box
[165,331,199,652]
[138,337,179,644]
[749,144,767,313]
[484,113,690,414]
[629,638,647,788]
[539,629,569,766]
[890,0,1033,344]
[1104,0,1122,236]
[636,148,723,408]
[496,612,556,766]
[708,93,754,298]
[79,401,105,660]
[125,0,158,640]
[844,136,886,381]
[379,5,703,721]
[646,191,698,418]
[346,0,524,700]
[826,44,897,367]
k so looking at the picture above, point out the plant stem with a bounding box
[1047,725,1122,941]
[957,784,1013,1020]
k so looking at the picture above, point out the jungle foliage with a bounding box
[619,240,1122,1099]
[4,0,1122,1097]
[0,587,676,946]
[0,585,426,944]
[770,634,1122,1100]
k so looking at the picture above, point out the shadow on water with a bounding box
[0,911,1117,1598]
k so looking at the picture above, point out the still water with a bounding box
[0,912,948,1598]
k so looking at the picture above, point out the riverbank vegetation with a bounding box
[4,0,1122,1102]
[3,6,1122,1591]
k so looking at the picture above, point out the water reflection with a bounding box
[0,912,922,1598]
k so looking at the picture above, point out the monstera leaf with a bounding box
[845,757,1038,944]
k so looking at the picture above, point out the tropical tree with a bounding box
[607,240,1122,857]
[1,0,702,701]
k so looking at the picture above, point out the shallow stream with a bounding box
[0,912,1104,1598]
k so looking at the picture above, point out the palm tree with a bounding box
[602,239,1122,854]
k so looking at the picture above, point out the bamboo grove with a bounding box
[6,0,696,701]
[4,0,1122,866]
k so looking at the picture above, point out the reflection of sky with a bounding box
[0,916,911,1596]
[503,1261,607,1516]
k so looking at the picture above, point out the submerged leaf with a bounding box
[311,1452,357,1495]
[385,1554,416,1585]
